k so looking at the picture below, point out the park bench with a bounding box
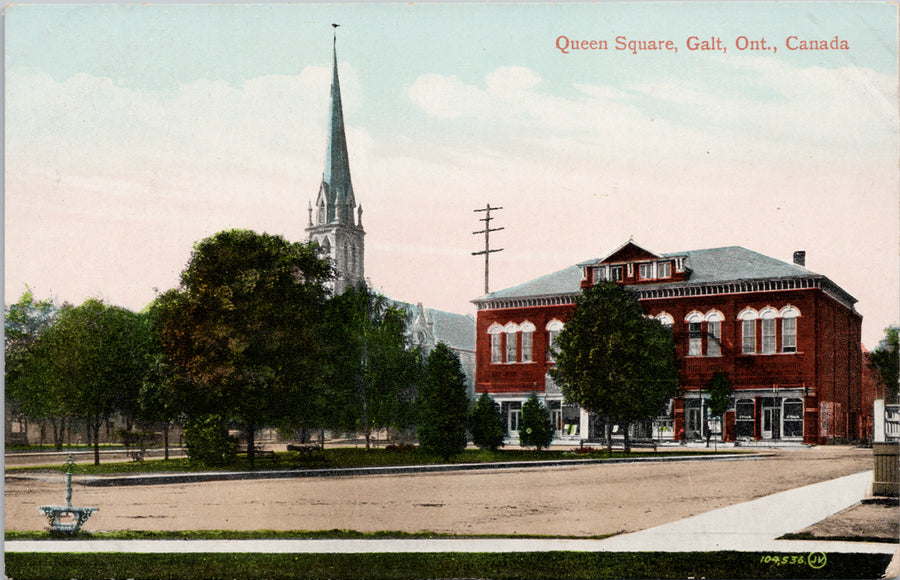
[286,442,322,456]
[250,445,279,464]
[628,440,658,451]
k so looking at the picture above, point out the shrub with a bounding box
[471,392,505,451]
[182,415,238,467]
[519,393,554,450]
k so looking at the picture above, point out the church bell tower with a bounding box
[306,26,365,294]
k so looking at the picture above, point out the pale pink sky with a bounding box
[5,3,899,348]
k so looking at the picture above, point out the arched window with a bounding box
[488,323,504,363]
[520,321,536,363]
[705,310,724,357]
[504,323,519,363]
[738,308,758,354]
[546,319,564,362]
[780,306,801,353]
[759,307,778,354]
[685,311,704,356]
[655,312,674,327]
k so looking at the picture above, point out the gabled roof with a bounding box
[578,240,664,266]
[473,245,856,307]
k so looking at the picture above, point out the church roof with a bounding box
[391,300,476,352]
[426,308,477,352]
[474,245,855,305]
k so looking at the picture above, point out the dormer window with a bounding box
[610,266,623,282]
[639,263,655,280]
[657,261,671,278]
[593,266,607,283]
[675,257,685,272]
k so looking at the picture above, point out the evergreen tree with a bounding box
[471,392,505,451]
[519,393,554,450]
[417,343,468,460]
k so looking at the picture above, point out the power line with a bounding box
[472,204,504,295]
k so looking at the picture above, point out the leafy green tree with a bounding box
[550,282,679,453]
[16,299,152,464]
[705,371,732,448]
[519,393,554,450]
[155,229,331,464]
[416,343,469,460]
[5,290,62,446]
[870,326,899,403]
[320,287,422,448]
[471,392,505,451]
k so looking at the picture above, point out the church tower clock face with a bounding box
[305,28,365,294]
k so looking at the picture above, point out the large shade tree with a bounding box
[155,229,331,464]
[550,282,679,452]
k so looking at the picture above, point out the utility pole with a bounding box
[472,204,504,295]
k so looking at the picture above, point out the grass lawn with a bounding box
[7,446,745,475]
[5,551,891,579]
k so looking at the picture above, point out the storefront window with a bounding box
[783,399,803,438]
[735,399,755,438]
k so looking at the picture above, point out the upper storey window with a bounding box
[657,261,672,278]
[520,322,536,363]
[760,308,778,354]
[488,323,503,363]
[610,266,623,282]
[639,263,654,280]
[739,308,759,354]
[780,306,800,353]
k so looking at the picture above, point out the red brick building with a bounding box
[472,241,874,445]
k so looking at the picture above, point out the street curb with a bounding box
[74,452,774,487]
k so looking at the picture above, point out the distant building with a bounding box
[473,240,875,445]
[397,301,477,397]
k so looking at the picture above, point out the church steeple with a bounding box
[321,26,355,224]
[306,26,365,294]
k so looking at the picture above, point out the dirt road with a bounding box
[4,446,876,536]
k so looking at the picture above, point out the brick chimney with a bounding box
[793,250,806,267]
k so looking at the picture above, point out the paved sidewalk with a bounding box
[6,470,896,556]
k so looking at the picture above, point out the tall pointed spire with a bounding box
[306,25,365,294]
[322,24,355,224]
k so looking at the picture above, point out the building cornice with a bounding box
[474,275,857,312]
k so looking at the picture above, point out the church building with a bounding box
[305,33,475,387]
[473,240,875,445]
